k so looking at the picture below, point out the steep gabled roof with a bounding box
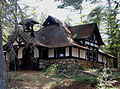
[35,25,71,47]
[8,29,36,44]
[68,23,104,46]
[99,49,116,58]
[34,24,88,49]
[4,16,104,50]
[42,15,61,26]
[4,29,49,51]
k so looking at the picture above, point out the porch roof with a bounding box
[99,49,116,59]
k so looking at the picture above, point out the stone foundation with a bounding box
[39,59,104,69]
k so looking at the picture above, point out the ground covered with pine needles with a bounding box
[8,65,120,89]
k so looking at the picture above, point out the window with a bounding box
[34,47,39,57]
[86,50,89,60]
[18,47,25,59]
[41,48,48,58]
[89,51,94,61]
[86,50,95,61]
[89,34,95,42]
[93,48,98,62]
[56,48,65,57]
[90,35,94,40]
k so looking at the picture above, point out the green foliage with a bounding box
[46,64,99,88]
[72,75,98,86]
[97,67,117,88]
[79,65,86,70]
[15,78,24,81]
[64,16,72,25]
[57,0,83,10]
[54,73,67,79]
[44,63,89,79]
[60,0,120,67]
[88,0,120,67]
[104,1,120,67]
[44,63,98,87]
[72,34,77,39]
[113,72,120,81]
[88,5,104,27]
[44,64,69,78]
[57,0,101,10]
[50,83,58,89]
[44,64,58,77]
[50,75,98,89]
[96,68,103,73]
[90,0,101,4]
[8,86,19,89]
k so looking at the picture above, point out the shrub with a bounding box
[79,65,86,70]
[44,63,98,85]
[15,78,24,81]
[97,67,117,88]
[44,64,58,77]
[90,77,98,87]
[8,86,19,89]
[113,72,120,81]
[54,73,67,79]
[96,68,103,73]
[72,75,98,86]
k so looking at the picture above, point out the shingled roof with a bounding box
[34,25,86,48]
[4,29,49,51]
[35,25,71,47]
[68,23,104,46]
[5,16,104,50]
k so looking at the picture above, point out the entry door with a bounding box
[22,47,33,70]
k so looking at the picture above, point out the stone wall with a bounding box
[39,59,104,69]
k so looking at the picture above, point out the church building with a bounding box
[4,16,117,70]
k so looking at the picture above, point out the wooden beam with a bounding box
[69,47,72,57]
[102,55,103,63]
[63,47,65,57]
[78,48,80,58]
[54,48,56,58]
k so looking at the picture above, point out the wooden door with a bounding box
[22,47,33,70]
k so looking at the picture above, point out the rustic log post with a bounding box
[0,11,7,89]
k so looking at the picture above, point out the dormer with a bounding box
[42,15,61,26]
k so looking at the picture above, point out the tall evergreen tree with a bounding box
[0,0,25,88]
[0,10,7,89]
[104,0,120,67]
[57,0,120,67]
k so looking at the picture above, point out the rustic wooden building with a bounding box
[4,16,117,70]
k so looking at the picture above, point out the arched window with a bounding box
[18,47,25,59]
[34,47,39,57]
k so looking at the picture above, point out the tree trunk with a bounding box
[0,12,7,89]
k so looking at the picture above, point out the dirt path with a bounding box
[8,71,56,89]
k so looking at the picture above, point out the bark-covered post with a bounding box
[0,12,7,89]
